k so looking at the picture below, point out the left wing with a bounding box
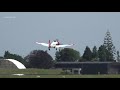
[56,44,74,48]
[36,42,49,47]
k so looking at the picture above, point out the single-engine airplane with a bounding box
[36,39,74,50]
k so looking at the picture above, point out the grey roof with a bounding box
[55,62,118,64]
[0,59,26,69]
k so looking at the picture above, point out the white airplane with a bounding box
[36,39,74,50]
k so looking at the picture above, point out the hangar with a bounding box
[55,62,120,74]
[0,59,26,69]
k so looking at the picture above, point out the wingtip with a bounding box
[69,44,74,46]
[36,42,39,44]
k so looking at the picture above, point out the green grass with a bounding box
[0,69,62,74]
[0,69,120,78]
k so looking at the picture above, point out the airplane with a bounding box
[36,39,74,50]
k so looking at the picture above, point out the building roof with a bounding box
[55,62,115,64]
[5,59,26,69]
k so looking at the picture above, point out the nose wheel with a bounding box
[48,48,50,50]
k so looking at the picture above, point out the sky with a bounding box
[0,12,120,59]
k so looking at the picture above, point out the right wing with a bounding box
[36,42,49,47]
[56,44,74,48]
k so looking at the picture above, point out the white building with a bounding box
[0,59,26,69]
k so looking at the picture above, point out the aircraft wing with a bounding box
[36,42,49,47]
[56,44,74,48]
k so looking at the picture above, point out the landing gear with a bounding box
[48,48,50,50]
[56,48,57,50]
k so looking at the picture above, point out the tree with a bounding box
[0,57,4,59]
[4,51,10,58]
[24,50,54,68]
[55,48,80,62]
[103,30,116,61]
[82,46,92,61]
[117,51,120,62]
[92,46,99,61]
[4,51,25,64]
[98,45,107,61]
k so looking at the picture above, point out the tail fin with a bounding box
[49,40,51,48]
[56,39,60,45]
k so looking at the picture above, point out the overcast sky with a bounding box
[0,12,120,59]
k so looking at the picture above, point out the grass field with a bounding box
[0,69,120,78]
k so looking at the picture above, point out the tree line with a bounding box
[0,30,120,69]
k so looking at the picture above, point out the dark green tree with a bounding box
[117,51,120,62]
[103,30,116,61]
[92,46,99,61]
[82,46,92,61]
[0,57,4,59]
[55,48,80,62]
[4,51,10,58]
[98,45,107,61]
[4,51,25,64]
[24,50,54,68]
